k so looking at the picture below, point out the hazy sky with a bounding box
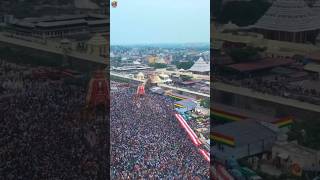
[110,0,210,45]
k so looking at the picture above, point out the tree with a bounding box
[227,46,265,63]
[174,60,194,70]
[288,120,320,150]
[180,75,192,81]
[149,63,167,69]
[144,78,153,90]
[111,57,121,67]
[200,98,210,108]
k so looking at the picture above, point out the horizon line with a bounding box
[110,42,210,46]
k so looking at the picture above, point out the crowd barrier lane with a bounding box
[199,148,210,162]
[216,165,234,180]
[175,113,202,145]
[174,113,200,146]
[174,113,212,163]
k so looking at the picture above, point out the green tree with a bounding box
[200,98,210,108]
[288,120,320,150]
[111,57,121,67]
[175,60,194,70]
[149,63,167,69]
[180,75,192,81]
[227,46,265,63]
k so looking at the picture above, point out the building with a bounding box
[304,63,320,79]
[188,57,210,75]
[175,99,197,113]
[99,2,109,16]
[272,139,320,171]
[212,121,278,161]
[5,14,109,40]
[112,65,151,71]
[224,58,295,75]
[149,74,162,84]
[147,55,158,64]
[0,14,14,26]
[158,73,172,83]
[312,0,320,14]
[86,33,108,57]
[136,72,145,81]
[155,57,166,64]
[251,0,320,43]
[212,102,293,131]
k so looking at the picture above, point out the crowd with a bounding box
[218,74,320,105]
[110,85,210,179]
[0,60,107,179]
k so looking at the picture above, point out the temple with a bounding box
[5,14,109,40]
[251,0,320,43]
[188,57,210,75]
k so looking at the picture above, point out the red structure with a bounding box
[86,70,109,109]
[136,84,145,96]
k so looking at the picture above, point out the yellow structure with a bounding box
[150,74,162,84]
[136,72,145,81]
[87,33,108,57]
[147,55,158,64]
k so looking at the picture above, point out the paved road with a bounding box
[110,72,210,98]
[155,69,210,81]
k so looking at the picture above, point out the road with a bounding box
[155,69,210,81]
[110,72,210,98]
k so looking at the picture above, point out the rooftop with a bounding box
[36,19,87,28]
[213,121,277,146]
[189,57,210,72]
[11,14,109,28]
[304,63,320,73]
[252,0,320,32]
[226,58,294,73]
[213,102,279,123]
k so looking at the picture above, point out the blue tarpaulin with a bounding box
[175,99,197,111]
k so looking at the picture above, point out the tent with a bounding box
[175,99,197,112]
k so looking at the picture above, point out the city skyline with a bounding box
[110,0,210,45]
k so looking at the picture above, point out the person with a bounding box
[110,82,209,179]
[1,59,106,179]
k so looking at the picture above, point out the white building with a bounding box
[272,138,320,171]
[188,57,210,74]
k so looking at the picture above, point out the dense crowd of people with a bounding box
[0,59,209,179]
[110,84,210,179]
[0,60,107,179]
[218,74,320,105]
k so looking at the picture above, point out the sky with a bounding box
[110,0,210,45]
